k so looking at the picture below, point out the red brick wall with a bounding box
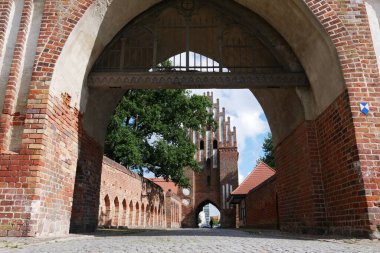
[98,157,166,229]
[245,177,277,229]
[165,190,182,228]
[0,0,13,58]
[305,0,380,236]
[218,147,239,228]
[275,91,378,237]
[275,120,326,234]
[0,0,14,60]
[1,0,33,151]
[315,91,371,236]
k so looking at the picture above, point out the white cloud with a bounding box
[238,172,245,184]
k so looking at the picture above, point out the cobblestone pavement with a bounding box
[0,228,379,253]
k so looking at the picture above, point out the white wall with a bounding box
[366,0,380,76]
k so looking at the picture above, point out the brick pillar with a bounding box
[275,121,326,234]
[165,191,173,228]
[69,134,103,233]
[276,91,377,237]
[315,91,374,237]
[218,147,238,228]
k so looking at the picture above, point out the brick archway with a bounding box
[0,0,379,238]
[112,197,119,227]
[104,195,111,227]
[195,200,221,225]
[122,199,127,227]
[128,201,134,227]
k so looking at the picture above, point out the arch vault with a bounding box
[0,0,378,239]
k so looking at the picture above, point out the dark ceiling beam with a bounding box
[87,72,309,89]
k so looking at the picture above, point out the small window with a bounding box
[213,140,218,149]
[200,140,204,150]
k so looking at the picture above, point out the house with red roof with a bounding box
[230,162,278,229]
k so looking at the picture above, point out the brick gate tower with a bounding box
[1,0,380,238]
[179,92,239,228]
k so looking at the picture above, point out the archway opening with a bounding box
[122,199,127,226]
[135,202,140,226]
[141,203,145,227]
[61,0,367,238]
[129,201,134,227]
[196,201,221,228]
[104,195,111,227]
[113,197,119,227]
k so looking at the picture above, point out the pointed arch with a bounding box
[195,200,221,227]
[135,202,140,226]
[104,195,111,227]
[122,199,127,226]
[150,205,154,227]
[129,200,134,227]
[113,197,119,227]
[141,203,145,227]
[154,206,157,227]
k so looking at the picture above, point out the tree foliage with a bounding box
[104,89,216,187]
[257,133,275,168]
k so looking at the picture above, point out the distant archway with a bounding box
[196,200,221,228]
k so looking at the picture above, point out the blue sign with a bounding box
[360,102,369,115]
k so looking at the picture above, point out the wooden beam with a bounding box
[87,72,309,89]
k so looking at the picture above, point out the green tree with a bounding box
[156,59,174,71]
[257,133,275,168]
[104,89,216,187]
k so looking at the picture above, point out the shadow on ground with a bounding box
[82,228,376,244]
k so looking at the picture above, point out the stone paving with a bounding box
[0,228,379,253]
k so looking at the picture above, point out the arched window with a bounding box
[200,140,204,150]
[213,140,218,149]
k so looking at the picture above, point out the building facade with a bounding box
[179,92,239,228]
[98,157,168,229]
[230,162,277,229]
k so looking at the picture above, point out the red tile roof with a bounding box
[149,178,179,195]
[232,162,275,195]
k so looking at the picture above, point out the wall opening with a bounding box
[197,202,220,228]
[113,197,119,227]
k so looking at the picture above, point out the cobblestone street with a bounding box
[0,229,379,253]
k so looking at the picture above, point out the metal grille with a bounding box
[152,52,229,72]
